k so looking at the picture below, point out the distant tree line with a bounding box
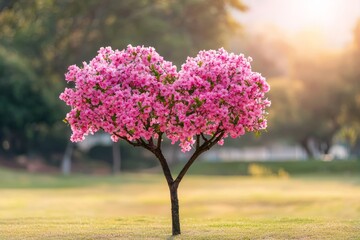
[1,0,359,164]
[0,0,246,166]
[231,21,360,158]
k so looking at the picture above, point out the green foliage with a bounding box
[0,0,246,158]
[173,160,360,176]
[230,21,360,157]
[336,20,360,149]
[265,46,359,157]
[0,47,61,154]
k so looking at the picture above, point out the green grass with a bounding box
[174,160,360,176]
[0,166,360,239]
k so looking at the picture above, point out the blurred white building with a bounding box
[75,133,350,162]
[202,144,349,162]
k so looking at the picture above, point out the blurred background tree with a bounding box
[0,0,359,172]
[336,20,360,155]
[228,17,360,159]
[0,0,247,170]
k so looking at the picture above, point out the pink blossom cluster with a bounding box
[60,45,270,152]
[171,48,271,151]
[60,45,178,143]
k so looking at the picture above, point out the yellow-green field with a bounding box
[0,169,360,239]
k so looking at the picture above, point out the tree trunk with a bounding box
[170,184,181,235]
[321,139,332,155]
[138,131,224,236]
[300,137,314,159]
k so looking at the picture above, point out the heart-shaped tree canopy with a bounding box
[60,45,270,152]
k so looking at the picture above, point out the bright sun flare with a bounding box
[272,0,359,48]
[299,0,339,29]
[237,0,360,49]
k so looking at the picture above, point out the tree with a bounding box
[0,0,68,157]
[267,54,345,159]
[60,45,270,235]
[262,38,354,158]
[0,0,246,162]
[0,47,60,156]
[337,20,360,153]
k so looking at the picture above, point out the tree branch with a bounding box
[154,148,174,187]
[207,128,222,143]
[113,133,142,147]
[173,149,202,187]
[139,137,147,146]
[201,131,224,151]
[200,133,208,142]
[174,131,225,186]
[114,132,172,186]
[199,128,222,150]
[114,128,224,189]
[113,133,156,152]
[157,132,163,149]
[149,137,154,146]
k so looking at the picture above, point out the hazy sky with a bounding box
[234,0,360,49]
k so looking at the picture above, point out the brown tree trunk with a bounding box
[154,147,181,235]
[300,137,314,159]
[118,130,224,236]
[170,183,180,235]
[321,139,332,155]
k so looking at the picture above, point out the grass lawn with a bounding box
[0,167,360,239]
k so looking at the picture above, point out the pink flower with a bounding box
[60,46,270,152]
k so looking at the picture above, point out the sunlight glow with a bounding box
[300,0,339,28]
[235,0,360,49]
